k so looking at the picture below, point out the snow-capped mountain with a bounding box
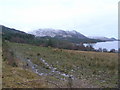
[29,29,88,39]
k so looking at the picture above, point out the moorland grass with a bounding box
[3,42,118,88]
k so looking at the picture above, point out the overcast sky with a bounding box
[0,0,119,38]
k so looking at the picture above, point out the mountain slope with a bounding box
[29,29,104,43]
[1,25,35,43]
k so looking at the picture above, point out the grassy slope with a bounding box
[2,62,49,88]
[3,42,118,88]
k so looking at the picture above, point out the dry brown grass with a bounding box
[2,61,50,88]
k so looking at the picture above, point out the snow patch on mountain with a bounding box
[29,29,87,39]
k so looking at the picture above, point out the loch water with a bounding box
[84,41,119,51]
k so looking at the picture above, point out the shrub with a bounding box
[103,48,108,52]
[109,49,116,53]
[12,62,18,67]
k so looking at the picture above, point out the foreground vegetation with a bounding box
[2,41,118,88]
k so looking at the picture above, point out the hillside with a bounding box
[2,41,118,88]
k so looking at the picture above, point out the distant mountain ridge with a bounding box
[29,29,88,39]
[88,36,117,41]
[2,25,114,44]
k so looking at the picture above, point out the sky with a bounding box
[0,0,119,38]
